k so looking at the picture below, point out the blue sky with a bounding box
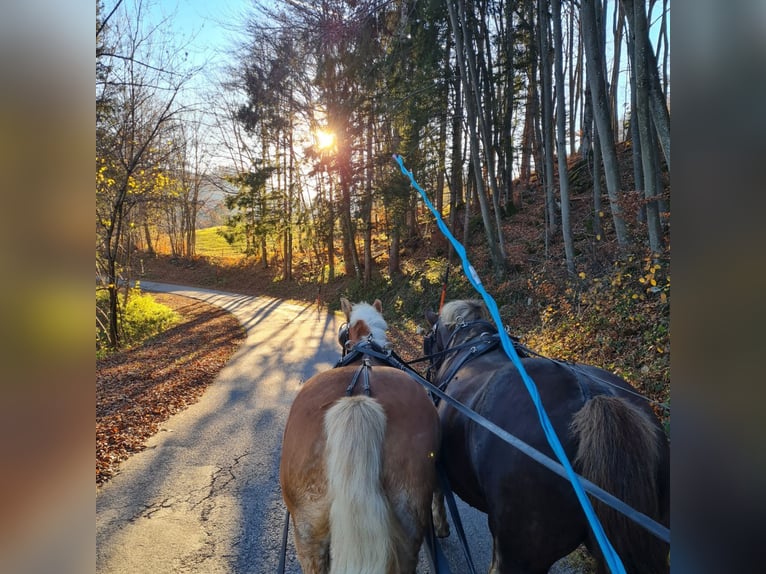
[148,0,251,81]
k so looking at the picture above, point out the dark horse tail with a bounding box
[571,395,669,574]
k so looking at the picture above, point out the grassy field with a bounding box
[194,226,246,258]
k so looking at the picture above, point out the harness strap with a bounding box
[277,508,290,574]
[422,516,452,574]
[431,336,499,405]
[437,462,479,574]
[345,358,372,396]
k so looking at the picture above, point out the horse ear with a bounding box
[340,297,352,319]
[425,309,439,326]
[372,299,383,313]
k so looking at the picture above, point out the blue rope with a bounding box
[393,154,627,574]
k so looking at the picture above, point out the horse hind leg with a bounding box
[431,487,450,538]
[291,507,331,573]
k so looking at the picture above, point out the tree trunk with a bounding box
[581,0,630,248]
[448,46,464,244]
[326,175,334,281]
[501,0,515,207]
[552,0,575,274]
[388,213,401,276]
[538,0,558,239]
[284,127,294,281]
[592,123,603,241]
[621,0,670,172]
[143,221,155,256]
[363,112,374,286]
[609,1,624,138]
[337,135,360,279]
[435,45,450,218]
[568,2,576,155]
[624,0,663,252]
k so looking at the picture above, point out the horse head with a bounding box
[339,297,389,352]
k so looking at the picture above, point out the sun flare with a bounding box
[315,129,335,150]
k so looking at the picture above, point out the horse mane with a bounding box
[439,299,488,327]
[349,302,389,345]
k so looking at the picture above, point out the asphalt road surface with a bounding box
[96,282,574,573]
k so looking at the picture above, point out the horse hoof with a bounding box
[435,526,450,538]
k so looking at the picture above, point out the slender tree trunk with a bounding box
[574,12,585,157]
[609,1,624,138]
[285,124,294,280]
[621,0,670,171]
[581,0,629,248]
[539,0,558,239]
[624,0,663,252]
[388,213,401,276]
[436,44,450,218]
[501,0,515,207]
[660,0,669,98]
[363,112,374,286]
[337,133,360,279]
[326,174,334,280]
[627,29,644,218]
[449,46,464,236]
[592,124,603,240]
[568,2,576,155]
[580,81,593,157]
[552,0,575,274]
[143,221,155,256]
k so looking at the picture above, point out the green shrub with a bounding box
[96,287,180,355]
[122,290,179,344]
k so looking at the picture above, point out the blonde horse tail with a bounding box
[571,395,669,573]
[324,396,396,574]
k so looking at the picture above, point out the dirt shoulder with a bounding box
[96,293,246,485]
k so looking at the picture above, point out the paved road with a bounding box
[96,282,499,573]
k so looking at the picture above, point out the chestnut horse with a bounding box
[279,298,441,573]
[425,299,670,574]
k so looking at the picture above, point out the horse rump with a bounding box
[324,395,403,574]
[570,395,670,574]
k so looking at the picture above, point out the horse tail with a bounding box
[571,395,669,573]
[323,396,399,574]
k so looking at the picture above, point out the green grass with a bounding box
[97,287,180,357]
[194,226,246,258]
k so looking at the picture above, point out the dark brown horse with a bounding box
[425,299,670,574]
[279,298,441,573]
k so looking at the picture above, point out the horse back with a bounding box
[440,352,669,572]
[280,365,440,511]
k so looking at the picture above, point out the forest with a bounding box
[96,0,670,412]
